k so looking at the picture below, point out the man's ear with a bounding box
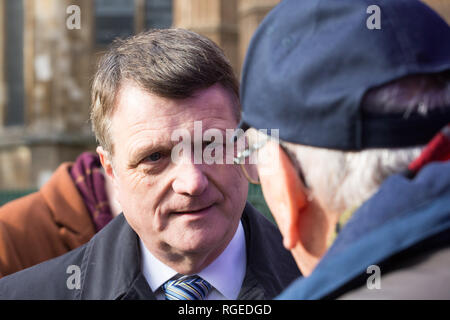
[256,141,308,250]
[97,146,115,180]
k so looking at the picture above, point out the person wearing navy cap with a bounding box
[236,0,450,299]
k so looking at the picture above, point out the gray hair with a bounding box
[283,143,423,214]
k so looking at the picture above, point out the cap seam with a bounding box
[382,0,414,66]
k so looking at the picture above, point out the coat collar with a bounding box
[78,214,154,299]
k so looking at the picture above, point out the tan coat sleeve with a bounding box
[0,163,96,278]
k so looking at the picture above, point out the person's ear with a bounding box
[97,146,115,180]
[256,141,308,250]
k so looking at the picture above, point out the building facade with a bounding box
[0,0,448,192]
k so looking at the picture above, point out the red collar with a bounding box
[408,124,450,174]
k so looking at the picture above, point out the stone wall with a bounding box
[173,0,239,73]
[0,0,96,190]
[173,0,279,77]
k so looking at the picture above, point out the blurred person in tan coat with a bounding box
[0,152,121,278]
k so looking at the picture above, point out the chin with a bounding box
[175,231,225,254]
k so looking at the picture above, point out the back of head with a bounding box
[240,0,450,150]
[91,28,240,155]
[240,0,450,213]
[284,72,450,214]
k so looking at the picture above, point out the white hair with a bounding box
[283,143,423,214]
[280,72,449,214]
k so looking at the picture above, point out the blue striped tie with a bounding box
[162,275,212,300]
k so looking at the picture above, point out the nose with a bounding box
[172,163,208,196]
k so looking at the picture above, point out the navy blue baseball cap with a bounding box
[239,0,450,150]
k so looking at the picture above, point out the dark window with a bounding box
[146,0,172,29]
[4,0,24,126]
[95,0,135,45]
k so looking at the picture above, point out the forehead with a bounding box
[109,82,237,148]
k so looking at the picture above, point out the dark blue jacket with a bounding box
[278,161,450,299]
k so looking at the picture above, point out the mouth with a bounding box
[172,204,215,215]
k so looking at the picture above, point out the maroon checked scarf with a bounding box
[70,152,113,232]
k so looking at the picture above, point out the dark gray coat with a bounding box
[0,202,300,300]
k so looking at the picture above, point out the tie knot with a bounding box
[163,275,212,300]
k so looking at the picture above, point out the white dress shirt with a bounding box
[140,221,247,300]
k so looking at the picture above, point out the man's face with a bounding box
[102,81,248,271]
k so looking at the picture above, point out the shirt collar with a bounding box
[139,221,246,300]
[197,221,246,299]
[139,240,178,293]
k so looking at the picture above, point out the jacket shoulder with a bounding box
[242,202,301,297]
[338,245,450,299]
[0,240,88,299]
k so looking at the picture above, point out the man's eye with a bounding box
[146,152,162,162]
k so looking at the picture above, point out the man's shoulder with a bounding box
[241,202,301,298]
[0,215,134,300]
[338,245,450,299]
[0,241,88,299]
